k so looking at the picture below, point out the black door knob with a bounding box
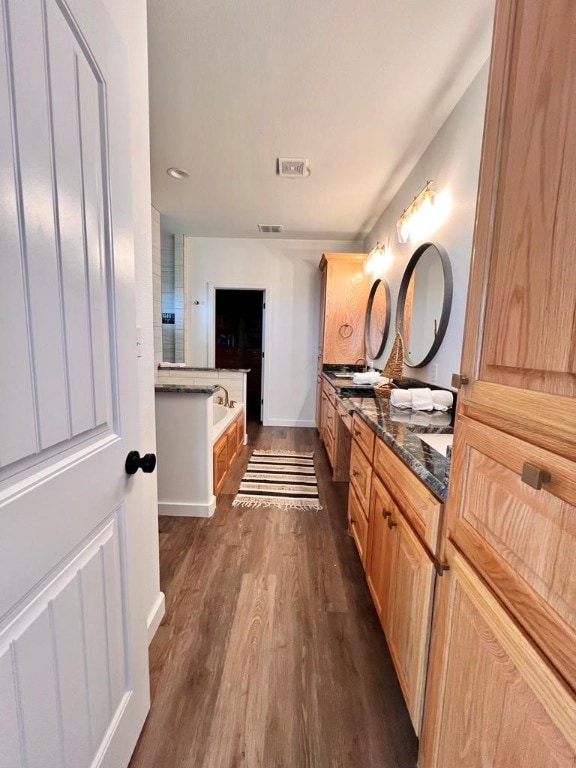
[125,450,157,475]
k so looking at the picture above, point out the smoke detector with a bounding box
[277,158,310,178]
[257,224,284,233]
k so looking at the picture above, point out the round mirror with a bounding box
[364,279,391,359]
[396,242,452,368]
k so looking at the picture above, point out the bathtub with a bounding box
[213,401,244,442]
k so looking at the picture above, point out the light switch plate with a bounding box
[136,325,143,358]
[429,363,438,383]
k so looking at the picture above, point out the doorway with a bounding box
[215,289,265,421]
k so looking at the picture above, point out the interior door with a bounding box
[0,1,149,766]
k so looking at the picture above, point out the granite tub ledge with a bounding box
[347,396,452,501]
[155,384,219,395]
[157,364,251,373]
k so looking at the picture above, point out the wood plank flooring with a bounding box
[129,424,418,768]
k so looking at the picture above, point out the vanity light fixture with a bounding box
[396,180,452,243]
[365,242,393,275]
[166,167,190,180]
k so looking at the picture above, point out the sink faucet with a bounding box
[214,385,232,407]
[355,357,368,372]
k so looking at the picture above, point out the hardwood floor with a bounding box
[129,423,418,768]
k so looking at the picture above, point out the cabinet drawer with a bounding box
[350,438,372,510]
[351,413,375,461]
[449,415,576,690]
[348,485,368,566]
[336,400,352,431]
[323,383,336,408]
[373,437,442,556]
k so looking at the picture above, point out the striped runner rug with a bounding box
[232,450,322,510]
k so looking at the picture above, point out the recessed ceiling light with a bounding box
[166,167,190,180]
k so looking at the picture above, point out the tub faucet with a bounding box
[215,385,231,407]
[355,357,368,372]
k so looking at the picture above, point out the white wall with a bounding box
[184,237,361,426]
[103,0,163,640]
[365,62,490,389]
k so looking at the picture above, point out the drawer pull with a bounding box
[521,462,551,490]
[382,509,391,519]
[387,518,397,529]
[354,430,362,437]
[351,469,360,477]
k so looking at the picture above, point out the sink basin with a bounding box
[413,433,453,456]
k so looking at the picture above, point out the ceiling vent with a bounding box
[258,224,284,233]
[277,158,310,178]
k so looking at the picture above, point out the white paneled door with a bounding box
[0,0,150,766]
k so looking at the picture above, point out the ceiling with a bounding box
[147,0,494,240]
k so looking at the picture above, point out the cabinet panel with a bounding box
[449,416,576,688]
[387,511,435,736]
[225,422,237,468]
[349,438,372,510]
[213,433,228,496]
[366,475,396,630]
[348,484,368,567]
[351,413,375,463]
[236,410,245,453]
[321,254,369,364]
[420,547,576,768]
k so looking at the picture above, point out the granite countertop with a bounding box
[158,365,251,373]
[322,370,379,398]
[346,396,452,501]
[155,384,219,395]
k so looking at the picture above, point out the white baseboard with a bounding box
[147,591,165,645]
[158,497,216,517]
[263,418,316,428]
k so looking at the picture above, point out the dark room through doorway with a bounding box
[215,289,264,421]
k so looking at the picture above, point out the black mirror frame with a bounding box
[396,241,453,368]
[364,278,391,360]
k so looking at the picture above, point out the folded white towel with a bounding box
[352,371,381,384]
[390,389,412,409]
[410,388,434,411]
[431,390,454,411]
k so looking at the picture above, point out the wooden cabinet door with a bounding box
[349,438,372,510]
[321,253,369,364]
[348,484,369,567]
[420,545,576,768]
[457,0,576,455]
[387,511,435,736]
[366,475,396,633]
[213,434,228,496]
[225,422,237,468]
[236,411,245,453]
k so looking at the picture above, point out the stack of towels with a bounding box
[352,371,390,385]
[390,387,453,412]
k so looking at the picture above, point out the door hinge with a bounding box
[261,398,264,405]
[263,302,266,309]
[262,351,265,359]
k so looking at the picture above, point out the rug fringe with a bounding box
[252,449,314,457]
[232,499,322,510]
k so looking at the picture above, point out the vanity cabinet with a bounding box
[420,1,576,764]
[212,410,244,497]
[349,414,440,736]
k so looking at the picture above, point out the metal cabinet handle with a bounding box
[339,323,353,338]
[521,462,551,490]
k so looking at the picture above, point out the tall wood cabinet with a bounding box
[420,2,576,764]
[316,253,369,428]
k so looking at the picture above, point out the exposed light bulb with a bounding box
[365,243,393,275]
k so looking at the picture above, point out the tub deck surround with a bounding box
[157,364,251,372]
[155,384,219,395]
[347,397,451,501]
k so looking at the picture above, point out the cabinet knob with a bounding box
[354,429,361,437]
[387,518,398,529]
[521,462,551,490]
[351,469,360,477]
[382,509,391,519]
